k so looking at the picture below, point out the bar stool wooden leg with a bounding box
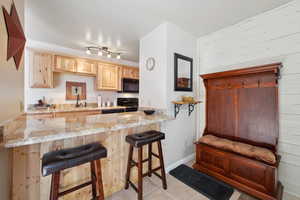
[138,147,143,200]
[125,144,134,189]
[148,143,152,177]
[50,171,60,200]
[90,161,97,199]
[95,160,105,200]
[157,141,167,190]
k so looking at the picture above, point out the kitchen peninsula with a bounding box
[1,111,172,199]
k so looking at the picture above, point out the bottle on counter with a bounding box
[97,95,102,108]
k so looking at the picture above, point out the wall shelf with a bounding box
[172,101,201,118]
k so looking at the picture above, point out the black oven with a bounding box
[117,98,139,112]
[122,78,139,93]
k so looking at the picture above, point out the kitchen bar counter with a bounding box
[2,111,172,200]
[2,111,171,148]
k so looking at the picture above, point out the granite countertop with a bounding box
[1,111,172,148]
[26,106,127,114]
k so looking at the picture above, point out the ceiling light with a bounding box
[85,46,122,59]
[117,53,121,59]
[86,48,91,55]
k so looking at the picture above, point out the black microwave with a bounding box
[122,78,139,93]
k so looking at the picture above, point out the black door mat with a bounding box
[169,164,234,200]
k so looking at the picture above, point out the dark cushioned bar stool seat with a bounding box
[42,143,107,200]
[125,130,167,200]
[126,131,165,148]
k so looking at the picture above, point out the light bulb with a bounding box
[117,54,121,59]
[98,51,103,56]
[86,49,91,55]
[107,53,111,58]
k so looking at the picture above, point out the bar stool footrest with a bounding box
[127,180,138,192]
[59,180,92,196]
[153,171,163,179]
[151,152,159,158]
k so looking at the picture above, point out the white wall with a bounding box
[139,22,197,167]
[139,24,168,109]
[24,40,139,109]
[165,23,198,165]
[0,1,25,199]
[197,0,300,197]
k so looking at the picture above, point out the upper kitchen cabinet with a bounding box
[54,55,77,73]
[28,49,53,88]
[96,63,121,91]
[122,66,139,79]
[76,59,97,76]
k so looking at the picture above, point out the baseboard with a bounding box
[283,191,300,200]
[166,153,195,173]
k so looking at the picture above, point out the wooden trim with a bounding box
[200,63,282,80]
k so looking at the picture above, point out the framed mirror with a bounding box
[174,53,193,91]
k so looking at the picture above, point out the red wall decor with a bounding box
[2,2,26,70]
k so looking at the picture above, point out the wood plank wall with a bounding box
[197,1,300,197]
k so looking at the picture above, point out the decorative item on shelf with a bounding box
[66,81,87,100]
[85,46,122,59]
[174,53,193,91]
[146,57,155,71]
[172,98,201,118]
[2,2,26,70]
[182,96,194,103]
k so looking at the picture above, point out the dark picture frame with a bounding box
[174,53,193,91]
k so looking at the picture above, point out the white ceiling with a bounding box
[26,0,292,62]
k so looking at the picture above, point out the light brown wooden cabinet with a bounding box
[76,59,97,75]
[122,66,139,79]
[54,55,77,72]
[29,49,53,88]
[96,63,121,91]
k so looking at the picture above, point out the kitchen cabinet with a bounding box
[28,49,53,88]
[76,59,97,75]
[96,63,120,91]
[54,55,77,72]
[122,66,139,79]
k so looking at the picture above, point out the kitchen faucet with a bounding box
[75,94,82,107]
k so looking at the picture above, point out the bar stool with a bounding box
[42,143,107,200]
[125,130,167,200]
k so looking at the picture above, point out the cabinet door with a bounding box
[132,67,139,79]
[122,66,139,79]
[96,63,120,91]
[76,59,97,75]
[122,66,132,78]
[54,55,76,72]
[29,50,53,88]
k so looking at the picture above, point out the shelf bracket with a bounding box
[174,104,182,118]
[188,104,195,116]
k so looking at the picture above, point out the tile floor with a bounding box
[107,160,299,200]
[107,161,242,200]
